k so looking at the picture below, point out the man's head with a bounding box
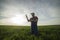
[31,12,35,17]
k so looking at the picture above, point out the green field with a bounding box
[0,25,60,40]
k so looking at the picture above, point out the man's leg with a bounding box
[34,26,38,35]
[31,26,34,34]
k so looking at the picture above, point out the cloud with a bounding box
[0,0,60,25]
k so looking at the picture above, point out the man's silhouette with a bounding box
[26,12,38,35]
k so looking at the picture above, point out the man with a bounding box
[26,12,38,35]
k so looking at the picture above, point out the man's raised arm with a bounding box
[26,15,30,22]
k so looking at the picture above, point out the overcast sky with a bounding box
[0,0,60,25]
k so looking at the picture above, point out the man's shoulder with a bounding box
[35,16,38,19]
[30,16,38,19]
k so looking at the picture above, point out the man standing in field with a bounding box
[26,12,38,35]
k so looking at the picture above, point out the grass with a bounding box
[0,25,60,40]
